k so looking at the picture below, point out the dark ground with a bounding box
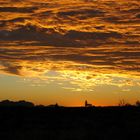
[0,106,140,140]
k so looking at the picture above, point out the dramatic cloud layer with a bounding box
[0,0,140,90]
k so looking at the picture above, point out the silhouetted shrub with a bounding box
[135,100,140,107]
[118,99,131,107]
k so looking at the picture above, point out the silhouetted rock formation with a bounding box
[0,100,34,107]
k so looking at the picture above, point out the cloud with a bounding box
[0,0,140,90]
[0,61,22,75]
[57,9,105,18]
[0,24,124,48]
[0,6,38,13]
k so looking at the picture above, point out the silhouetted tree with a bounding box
[0,100,34,107]
[135,100,140,107]
[0,100,16,106]
[48,103,59,108]
[118,99,131,107]
[17,100,34,107]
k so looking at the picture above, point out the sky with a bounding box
[0,0,140,106]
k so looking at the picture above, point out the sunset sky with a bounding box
[0,0,140,106]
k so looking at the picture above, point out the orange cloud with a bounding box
[0,0,140,91]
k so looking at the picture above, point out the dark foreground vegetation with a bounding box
[0,104,140,140]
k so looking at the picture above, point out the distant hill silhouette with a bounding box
[0,100,34,107]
